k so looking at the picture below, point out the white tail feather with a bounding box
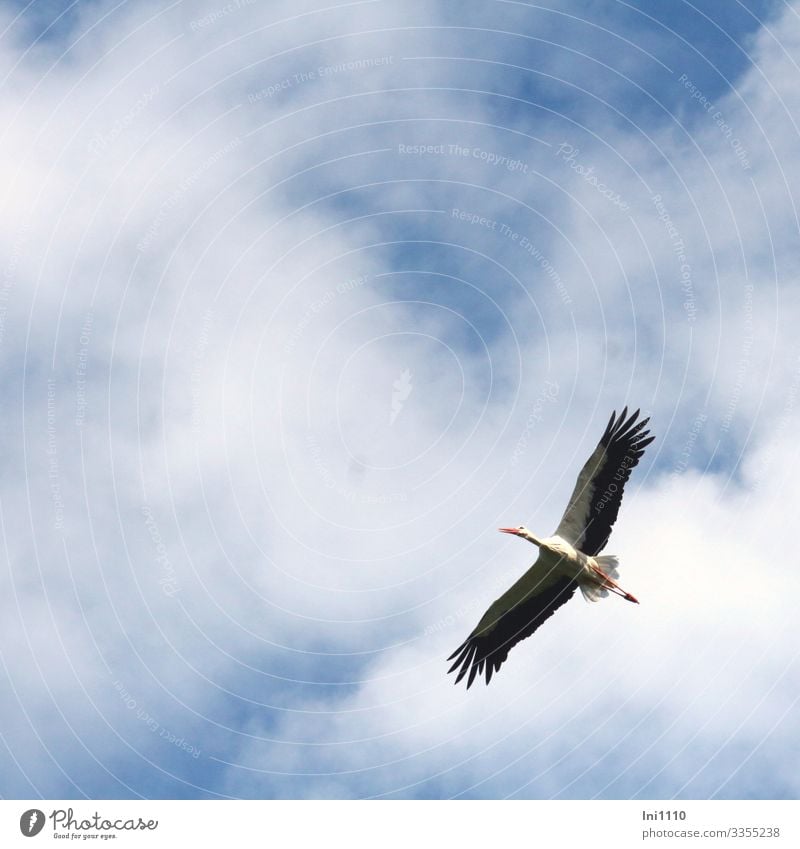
[579,554,620,603]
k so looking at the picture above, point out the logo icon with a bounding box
[390,369,413,425]
[19,809,45,837]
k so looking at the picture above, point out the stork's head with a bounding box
[498,526,541,546]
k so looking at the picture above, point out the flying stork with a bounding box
[448,407,654,688]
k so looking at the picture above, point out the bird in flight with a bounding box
[448,407,654,688]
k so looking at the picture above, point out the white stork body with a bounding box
[449,408,654,688]
[503,534,633,602]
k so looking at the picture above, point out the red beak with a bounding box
[498,527,523,535]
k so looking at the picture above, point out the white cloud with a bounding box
[1,0,799,799]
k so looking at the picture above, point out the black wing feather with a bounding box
[447,575,577,688]
[557,408,654,556]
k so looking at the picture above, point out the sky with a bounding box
[0,0,798,800]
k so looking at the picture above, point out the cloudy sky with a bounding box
[1,0,798,799]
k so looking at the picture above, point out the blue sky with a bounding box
[1,0,799,800]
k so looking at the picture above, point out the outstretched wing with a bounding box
[447,565,577,688]
[556,407,654,556]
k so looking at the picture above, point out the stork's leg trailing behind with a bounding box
[579,555,639,604]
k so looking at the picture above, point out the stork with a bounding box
[448,407,654,688]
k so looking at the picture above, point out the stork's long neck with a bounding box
[524,532,544,547]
